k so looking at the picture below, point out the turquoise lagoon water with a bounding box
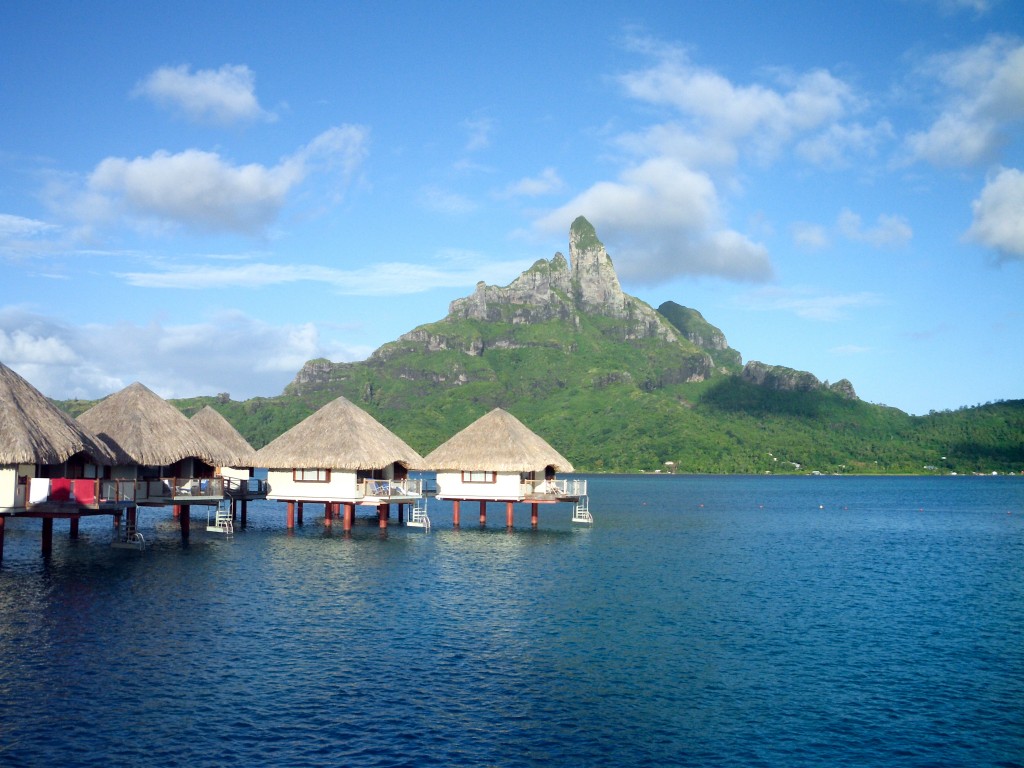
[0,474,1021,767]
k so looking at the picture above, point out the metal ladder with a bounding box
[572,496,593,524]
[407,498,431,530]
[206,499,234,537]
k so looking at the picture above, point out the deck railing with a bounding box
[359,478,423,499]
[522,478,588,500]
[25,478,139,509]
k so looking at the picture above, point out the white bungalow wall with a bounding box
[435,470,526,501]
[0,465,21,511]
[265,468,359,503]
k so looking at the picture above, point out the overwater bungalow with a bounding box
[78,382,234,543]
[254,395,424,531]
[0,362,134,558]
[423,408,590,527]
[190,405,268,526]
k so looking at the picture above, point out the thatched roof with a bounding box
[190,406,258,467]
[423,408,574,473]
[254,395,423,471]
[78,382,233,467]
[0,361,117,465]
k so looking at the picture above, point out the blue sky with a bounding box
[2,0,1022,415]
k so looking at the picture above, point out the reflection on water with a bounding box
[0,475,1021,767]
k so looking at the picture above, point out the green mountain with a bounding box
[61,217,1024,475]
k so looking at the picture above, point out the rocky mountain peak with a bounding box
[448,216,676,342]
[569,216,626,314]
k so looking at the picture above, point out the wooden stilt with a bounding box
[297,501,304,526]
[343,502,354,532]
[286,501,295,529]
[240,499,248,528]
[453,499,461,528]
[378,503,389,529]
[324,501,332,528]
[173,504,181,519]
[179,505,191,546]
[41,517,53,557]
[506,501,514,528]
[531,503,539,528]
[69,516,80,539]
[398,503,404,524]
[479,500,487,527]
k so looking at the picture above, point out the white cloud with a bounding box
[0,306,362,400]
[535,157,772,283]
[905,36,1024,166]
[134,64,275,124]
[70,125,367,234]
[837,209,913,247]
[966,166,1024,260]
[499,168,565,198]
[739,286,883,322]
[618,39,856,164]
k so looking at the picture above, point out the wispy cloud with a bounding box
[837,208,913,247]
[499,168,565,198]
[463,117,495,152]
[738,285,883,321]
[115,253,532,296]
[134,63,276,124]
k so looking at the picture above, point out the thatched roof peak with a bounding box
[190,406,257,467]
[0,361,117,465]
[78,382,233,467]
[254,395,424,471]
[424,408,574,473]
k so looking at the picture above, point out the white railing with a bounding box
[523,478,588,499]
[360,478,423,499]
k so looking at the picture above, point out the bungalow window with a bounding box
[294,468,331,483]
[462,471,496,484]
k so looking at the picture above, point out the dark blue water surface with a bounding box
[0,475,1021,767]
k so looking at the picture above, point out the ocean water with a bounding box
[0,475,1021,767]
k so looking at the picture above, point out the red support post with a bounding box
[531,503,539,528]
[286,501,295,529]
[479,500,487,527]
[324,502,332,528]
[343,502,354,532]
[378,503,389,529]
[452,500,461,528]
[506,501,514,528]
